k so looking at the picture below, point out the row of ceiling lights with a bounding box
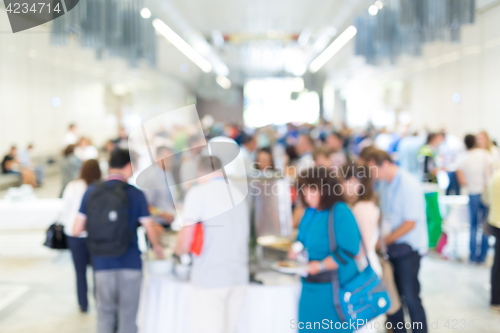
[140,6,359,85]
[141,7,231,89]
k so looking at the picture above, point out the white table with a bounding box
[138,271,301,333]
[438,195,471,259]
[0,199,63,230]
[0,199,63,257]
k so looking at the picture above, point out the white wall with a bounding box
[330,5,500,141]
[0,9,188,158]
[406,5,500,140]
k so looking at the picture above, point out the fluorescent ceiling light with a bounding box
[141,8,151,19]
[308,26,357,73]
[216,75,232,89]
[153,19,213,73]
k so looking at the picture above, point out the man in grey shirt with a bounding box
[175,156,249,333]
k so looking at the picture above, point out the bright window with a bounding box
[243,78,319,128]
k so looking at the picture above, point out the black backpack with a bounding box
[86,181,131,257]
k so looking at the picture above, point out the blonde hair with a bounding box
[478,131,493,150]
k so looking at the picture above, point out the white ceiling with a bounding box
[151,0,369,81]
[168,0,347,35]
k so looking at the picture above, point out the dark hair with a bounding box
[156,146,172,157]
[80,159,102,185]
[341,163,376,202]
[464,134,476,150]
[313,146,331,160]
[299,133,314,147]
[329,132,344,141]
[109,149,131,169]
[241,132,255,145]
[427,132,445,144]
[256,147,275,170]
[366,149,393,166]
[198,156,223,174]
[63,144,76,157]
[285,146,298,163]
[297,167,344,211]
[358,146,376,163]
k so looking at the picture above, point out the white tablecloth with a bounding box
[139,273,301,333]
[0,199,63,230]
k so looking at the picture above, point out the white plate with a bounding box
[271,261,308,276]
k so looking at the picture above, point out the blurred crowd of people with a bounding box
[6,117,500,333]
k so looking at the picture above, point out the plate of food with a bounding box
[271,260,308,276]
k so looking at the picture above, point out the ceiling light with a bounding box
[140,8,151,19]
[309,26,357,73]
[216,75,231,89]
[153,19,212,73]
[374,1,384,9]
[368,5,378,16]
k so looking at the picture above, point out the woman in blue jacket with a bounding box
[292,167,361,332]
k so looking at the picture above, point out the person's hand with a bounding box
[307,261,322,276]
[152,244,165,259]
[160,213,175,224]
[288,248,298,260]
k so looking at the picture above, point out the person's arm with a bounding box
[140,217,164,259]
[383,180,421,245]
[73,213,87,236]
[456,169,466,187]
[384,221,415,245]
[307,256,338,275]
[174,223,197,255]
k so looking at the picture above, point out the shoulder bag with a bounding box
[328,206,391,324]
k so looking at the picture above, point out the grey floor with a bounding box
[1,177,500,332]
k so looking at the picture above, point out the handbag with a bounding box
[44,222,68,249]
[378,255,402,316]
[328,207,391,324]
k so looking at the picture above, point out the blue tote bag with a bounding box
[328,207,391,325]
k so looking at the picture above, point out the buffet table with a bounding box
[138,271,301,333]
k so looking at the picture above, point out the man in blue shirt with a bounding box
[74,149,164,333]
[367,149,428,333]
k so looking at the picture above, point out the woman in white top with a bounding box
[341,163,382,276]
[61,159,101,312]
